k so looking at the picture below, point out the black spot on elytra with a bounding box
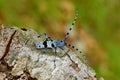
[43,41,47,48]
[51,43,55,47]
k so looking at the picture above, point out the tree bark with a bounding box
[0,26,104,80]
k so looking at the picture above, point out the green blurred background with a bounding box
[0,0,120,80]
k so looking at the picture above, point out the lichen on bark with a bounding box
[0,26,103,80]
